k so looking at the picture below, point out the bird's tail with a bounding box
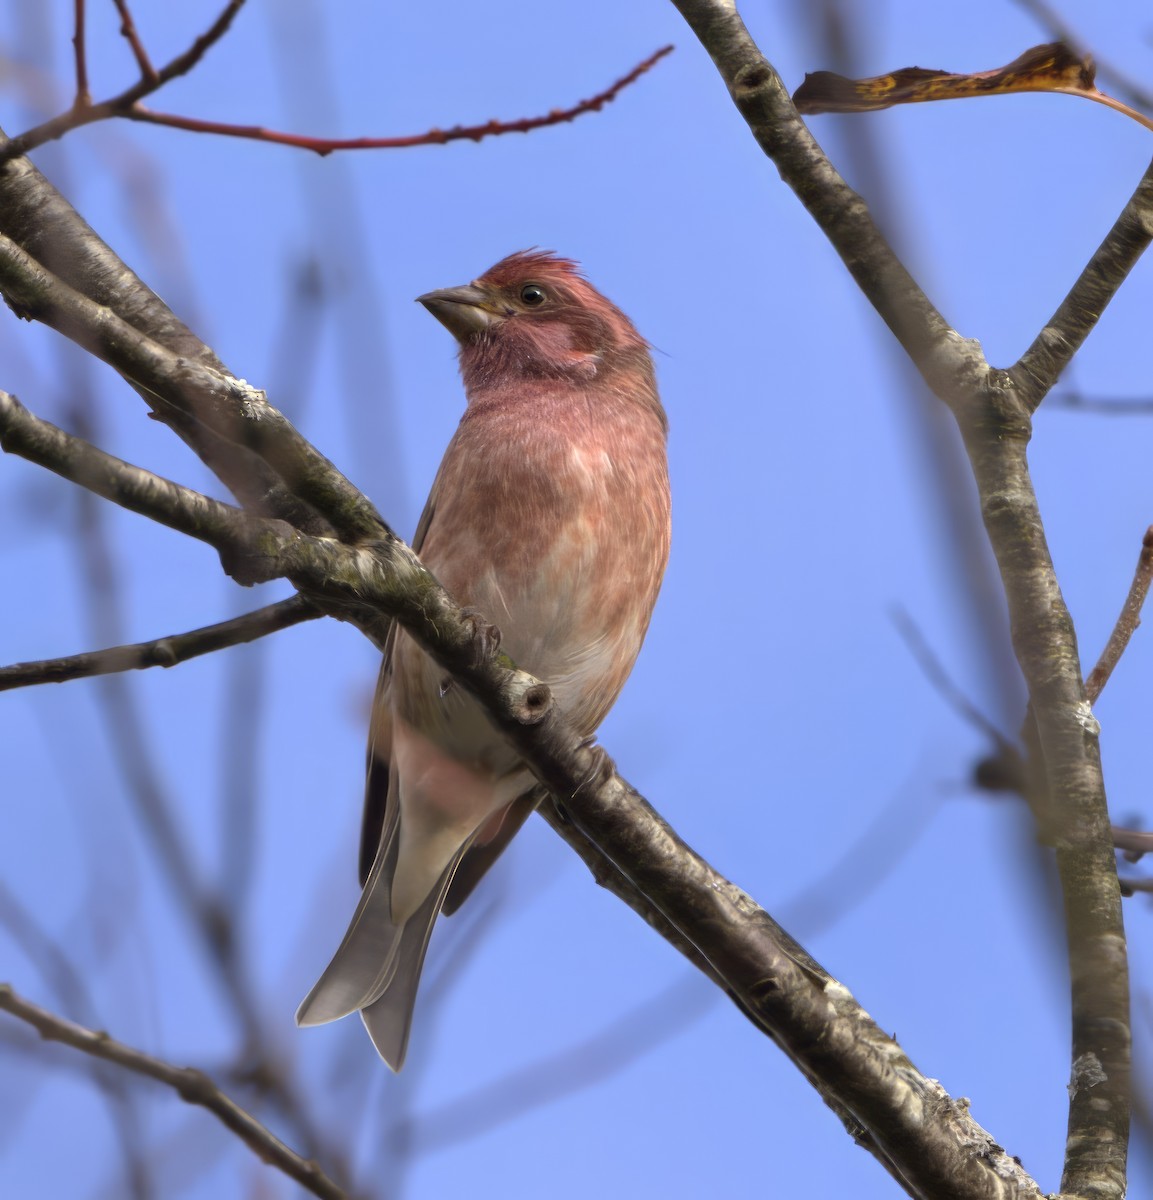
[296,810,472,1072]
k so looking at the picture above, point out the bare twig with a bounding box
[0,595,319,691]
[125,46,674,154]
[111,0,158,83]
[0,986,349,1200]
[1085,526,1153,704]
[71,0,90,107]
[3,38,671,160]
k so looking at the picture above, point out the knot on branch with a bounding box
[510,679,553,726]
[217,517,295,587]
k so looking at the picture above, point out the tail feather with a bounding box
[359,848,470,1071]
[297,802,478,1071]
[295,814,403,1025]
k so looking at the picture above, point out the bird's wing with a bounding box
[356,481,438,884]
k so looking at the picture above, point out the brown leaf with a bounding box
[794,42,1096,115]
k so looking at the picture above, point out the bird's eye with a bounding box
[520,284,546,306]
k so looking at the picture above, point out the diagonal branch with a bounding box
[0,595,319,691]
[1085,526,1153,705]
[0,234,384,542]
[667,2,1132,1196]
[0,985,349,1200]
[1011,162,1153,412]
[0,385,1043,1198]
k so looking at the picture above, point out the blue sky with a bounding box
[2,1,1153,1197]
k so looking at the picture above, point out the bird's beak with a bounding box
[417,284,500,342]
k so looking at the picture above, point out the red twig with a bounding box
[1085,525,1153,705]
[3,0,248,159]
[111,0,158,84]
[72,0,90,107]
[6,40,672,160]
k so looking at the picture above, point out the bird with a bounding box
[296,251,670,1070]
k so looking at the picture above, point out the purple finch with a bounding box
[297,251,670,1070]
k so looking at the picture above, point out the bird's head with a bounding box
[418,251,651,390]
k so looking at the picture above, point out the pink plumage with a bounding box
[297,252,670,1069]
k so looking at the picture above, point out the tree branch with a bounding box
[1085,526,1153,705]
[0,126,338,535]
[124,46,674,155]
[0,378,1042,1198]
[1012,161,1153,412]
[0,235,384,542]
[0,595,319,691]
[667,2,1132,1195]
[0,985,349,1200]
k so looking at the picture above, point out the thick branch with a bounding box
[0,985,348,1200]
[0,235,384,541]
[668,2,1132,1196]
[0,126,337,534]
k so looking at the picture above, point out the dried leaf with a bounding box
[792,41,1153,135]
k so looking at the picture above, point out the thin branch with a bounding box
[0,986,349,1200]
[890,606,1017,753]
[1011,161,1153,412]
[2,38,671,160]
[2,0,248,161]
[123,46,674,155]
[111,0,158,83]
[71,0,90,107]
[0,595,319,691]
[1085,526,1153,704]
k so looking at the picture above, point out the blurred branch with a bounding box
[0,985,350,1200]
[0,881,150,1198]
[668,1,1132,1196]
[0,595,319,691]
[1085,526,1153,705]
[1013,0,1153,112]
[1048,389,1153,415]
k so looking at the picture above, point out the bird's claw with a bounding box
[460,607,502,668]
